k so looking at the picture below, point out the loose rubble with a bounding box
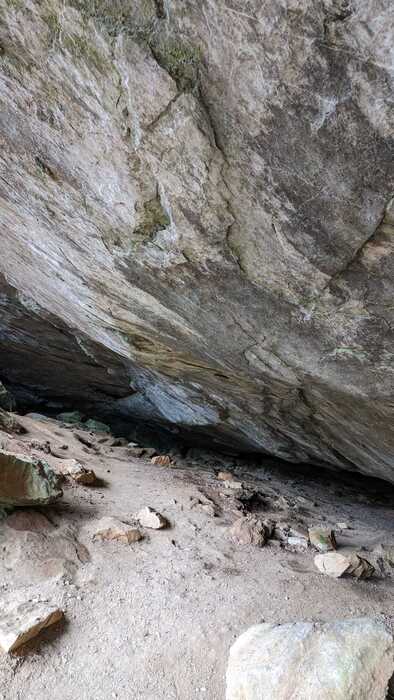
[137,507,168,530]
[0,600,64,653]
[151,455,171,467]
[59,459,98,485]
[229,515,274,547]
[314,551,375,579]
[92,517,144,544]
[226,618,394,700]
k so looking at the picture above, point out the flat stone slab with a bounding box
[0,601,64,652]
[227,618,394,699]
[0,450,63,506]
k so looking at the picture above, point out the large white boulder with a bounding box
[226,618,394,700]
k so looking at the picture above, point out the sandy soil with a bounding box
[0,415,393,699]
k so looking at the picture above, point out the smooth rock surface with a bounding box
[0,0,393,480]
[0,450,63,506]
[0,601,64,653]
[226,618,394,699]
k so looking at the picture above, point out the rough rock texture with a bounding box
[0,450,63,506]
[226,618,394,699]
[0,0,393,479]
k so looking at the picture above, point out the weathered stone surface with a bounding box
[229,516,272,547]
[56,411,83,425]
[226,618,394,700]
[137,507,168,530]
[58,458,98,485]
[308,527,337,552]
[84,419,111,434]
[0,0,393,481]
[0,451,63,506]
[0,601,64,653]
[92,517,144,544]
[151,455,171,466]
[315,551,375,579]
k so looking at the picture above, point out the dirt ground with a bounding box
[0,414,393,699]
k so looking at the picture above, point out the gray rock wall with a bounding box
[0,0,393,480]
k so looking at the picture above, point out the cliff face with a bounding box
[0,0,393,480]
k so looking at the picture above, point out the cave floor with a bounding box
[0,415,393,699]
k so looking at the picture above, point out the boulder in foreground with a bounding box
[0,450,63,506]
[226,618,394,700]
[0,601,64,653]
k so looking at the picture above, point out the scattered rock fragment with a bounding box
[92,517,144,544]
[226,618,394,699]
[59,459,98,485]
[84,419,111,434]
[128,445,145,458]
[151,455,171,466]
[373,544,394,574]
[0,601,64,653]
[137,506,168,530]
[336,522,350,530]
[56,411,83,424]
[345,553,375,579]
[217,471,235,481]
[0,450,63,506]
[230,515,273,547]
[314,551,375,579]
[224,480,243,490]
[308,527,337,552]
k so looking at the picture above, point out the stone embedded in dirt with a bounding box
[56,411,83,424]
[59,459,98,485]
[84,419,111,434]
[137,506,168,530]
[5,510,53,532]
[92,517,144,544]
[229,515,273,547]
[226,618,394,700]
[308,527,337,552]
[0,601,64,653]
[314,552,375,579]
[0,450,63,506]
[151,455,171,466]
[336,522,350,530]
[217,471,235,481]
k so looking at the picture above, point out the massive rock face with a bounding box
[0,0,393,480]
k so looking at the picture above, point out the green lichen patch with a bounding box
[150,39,202,91]
[134,195,170,240]
[68,0,157,42]
[62,32,110,73]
